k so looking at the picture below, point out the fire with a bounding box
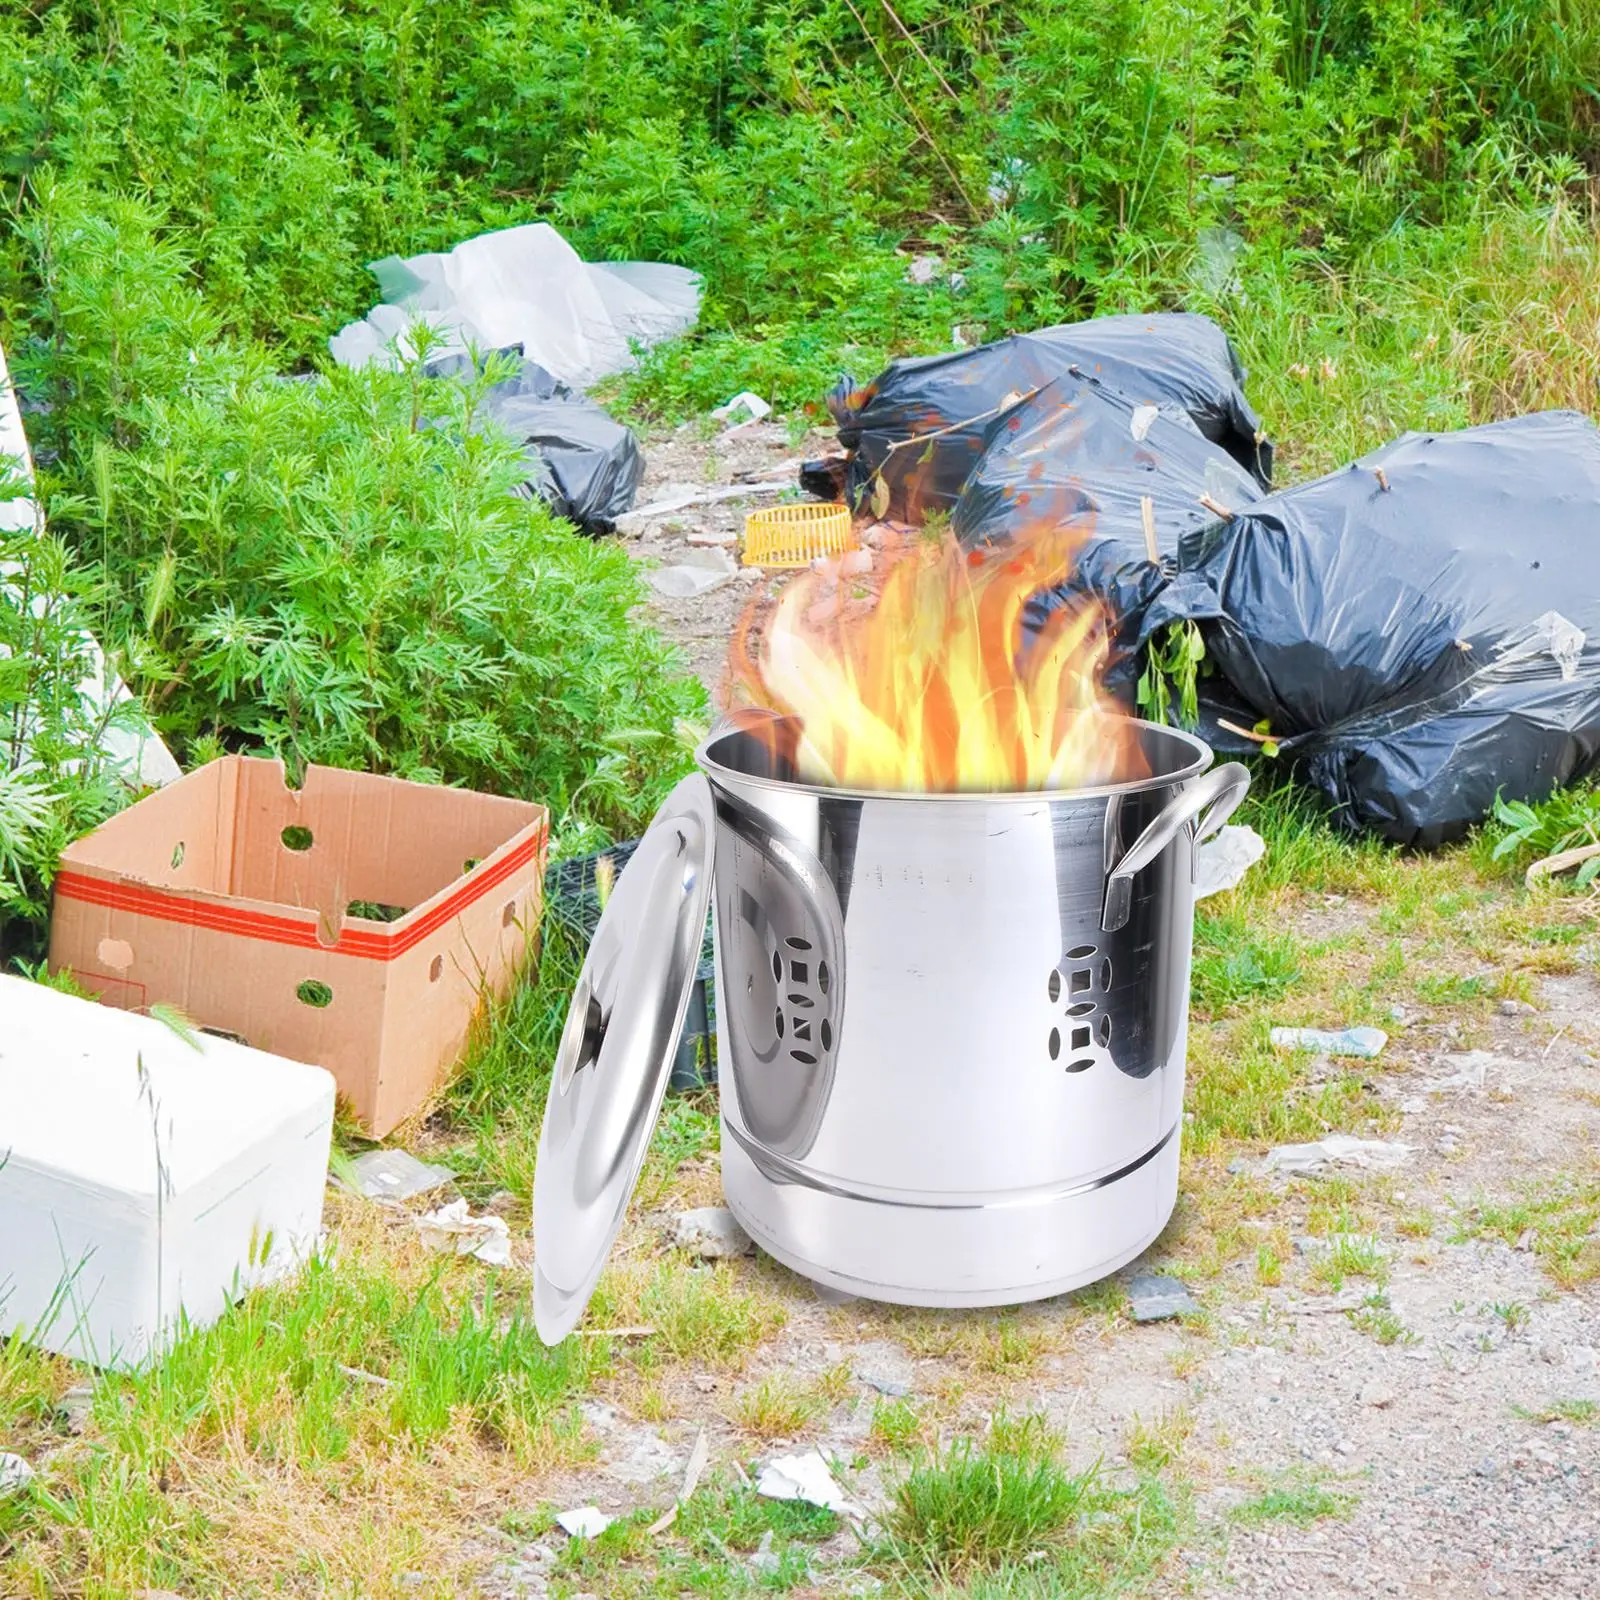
[726,525,1144,793]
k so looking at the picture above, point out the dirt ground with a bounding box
[498,424,1600,1599]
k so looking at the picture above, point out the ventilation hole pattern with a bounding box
[1047,943,1116,1073]
[763,931,836,1066]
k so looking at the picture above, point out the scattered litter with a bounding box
[414,1199,512,1266]
[425,350,644,533]
[0,1453,35,1495]
[750,1530,782,1576]
[712,392,772,425]
[555,1506,613,1539]
[1194,824,1266,900]
[347,1148,455,1202]
[756,1450,866,1519]
[1428,1050,1503,1091]
[1498,998,1536,1017]
[672,1206,754,1259]
[648,561,734,599]
[1270,1025,1388,1059]
[1281,1292,1366,1315]
[575,1324,656,1340]
[626,480,797,522]
[1264,1134,1412,1175]
[329,222,700,389]
[1359,1382,1396,1408]
[338,1365,393,1388]
[1126,1272,1199,1323]
[906,254,942,286]
[57,1384,94,1435]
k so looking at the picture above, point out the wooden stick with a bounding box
[1216,718,1277,746]
[1198,492,1236,521]
[1525,841,1600,886]
[1140,495,1159,564]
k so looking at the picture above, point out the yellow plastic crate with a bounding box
[742,502,856,568]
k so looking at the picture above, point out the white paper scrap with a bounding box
[556,1505,613,1539]
[755,1450,865,1519]
[414,1199,512,1266]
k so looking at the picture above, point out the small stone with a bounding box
[0,1452,35,1495]
[1359,1382,1396,1408]
[1498,999,1535,1017]
[686,527,738,547]
[1475,1457,1499,1479]
[1515,1227,1537,1252]
[1126,1272,1198,1322]
[1538,1340,1565,1365]
[671,1206,753,1259]
[838,548,873,578]
[692,1374,718,1393]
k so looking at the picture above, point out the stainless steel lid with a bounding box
[533,774,715,1344]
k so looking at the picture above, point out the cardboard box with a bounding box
[50,757,547,1135]
[0,973,334,1368]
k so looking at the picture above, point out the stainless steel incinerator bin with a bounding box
[533,717,1248,1342]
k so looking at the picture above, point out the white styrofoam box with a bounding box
[0,975,334,1368]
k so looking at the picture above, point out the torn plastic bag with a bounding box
[950,373,1262,692]
[1140,411,1600,846]
[827,312,1270,523]
[330,223,700,390]
[427,352,643,533]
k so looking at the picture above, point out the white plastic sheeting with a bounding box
[1,344,181,790]
[330,223,701,389]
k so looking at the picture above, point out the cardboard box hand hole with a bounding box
[50,756,547,1136]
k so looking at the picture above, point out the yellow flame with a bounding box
[727,527,1141,792]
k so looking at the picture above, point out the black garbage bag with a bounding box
[950,373,1264,693]
[427,351,644,533]
[827,312,1271,523]
[1138,411,1600,846]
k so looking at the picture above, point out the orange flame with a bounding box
[726,526,1144,793]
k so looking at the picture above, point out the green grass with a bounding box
[877,1415,1183,1588]
[1451,1177,1600,1289]
[1229,1469,1357,1527]
[1513,1398,1599,1426]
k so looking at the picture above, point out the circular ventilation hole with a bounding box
[1067,943,1097,959]
[772,950,783,982]
[1068,1000,1094,1018]
[818,960,830,995]
[775,1010,785,1039]
[820,1018,833,1052]
[1098,1014,1112,1047]
[1100,957,1113,991]
[296,979,333,1009]
[462,857,482,875]
[1065,1057,1094,1073]
[429,955,444,983]
[281,825,314,852]
[1047,970,1061,1003]
[1048,1027,1061,1061]
[502,901,517,928]
[791,1049,818,1066]
[785,936,813,951]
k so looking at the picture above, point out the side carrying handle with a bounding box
[1101,763,1251,932]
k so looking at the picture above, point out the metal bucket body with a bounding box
[698,722,1241,1306]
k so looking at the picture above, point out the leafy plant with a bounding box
[1488,786,1600,883]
